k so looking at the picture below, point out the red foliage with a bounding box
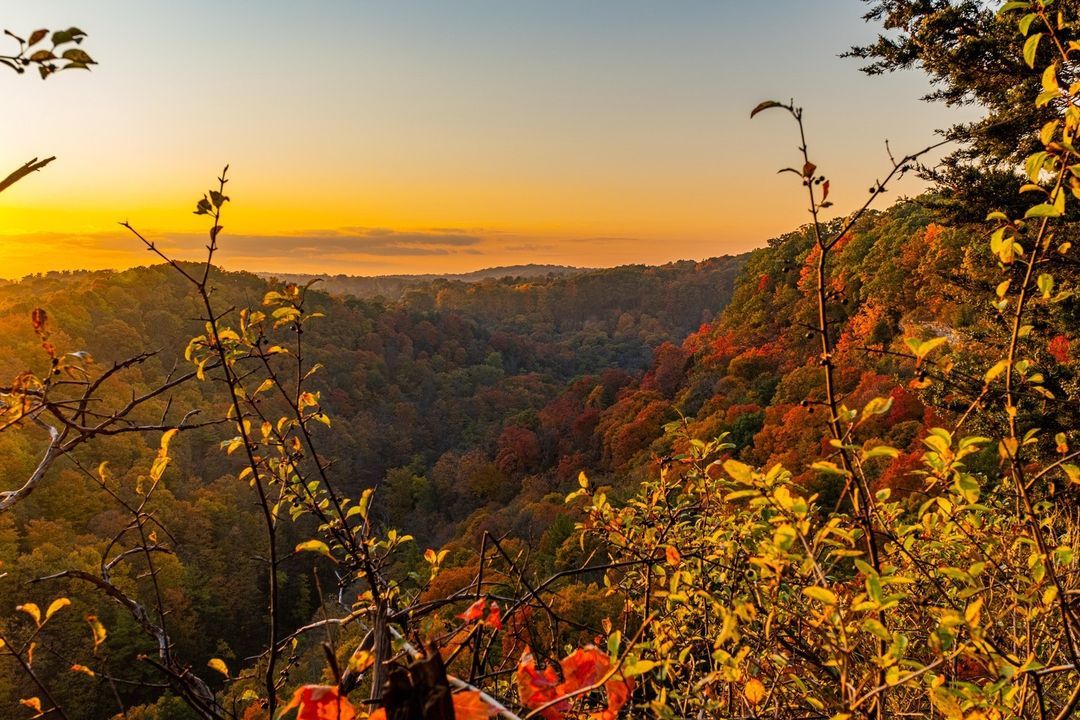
[727,344,783,380]
[701,330,742,367]
[876,451,925,497]
[459,599,503,631]
[517,652,566,719]
[797,245,820,294]
[885,386,924,425]
[1048,334,1071,363]
[681,322,713,355]
[459,598,486,622]
[517,646,634,720]
[560,646,611,689]
[902,223,944,271]
[837,301,886,353]
[642,342,690,397]
[605,399,668,468]
[556,452,588,481]
[421,564,479,603]
[572,408,601,446]
[725,403,762,423]
[495,426,541,475]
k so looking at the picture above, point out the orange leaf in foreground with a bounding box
[452,690,498,720]
[744,677,766,706]
[517,646,635,720]
[517,652,566,720]
[560,646,610,690]
[596,674,634,720]
[279,685,357,720]
[366,691,494,720]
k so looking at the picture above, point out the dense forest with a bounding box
[2,2,1080,720]
[264,266,585,301]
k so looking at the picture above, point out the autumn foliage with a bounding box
[2,3,1080,720]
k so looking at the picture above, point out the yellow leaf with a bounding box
[723,459,754,483]
[916,336,947,360]
[295,539,334,561]
[149,455,170,482]
[86,614,107,651]
[1043,63,1060,93]
[70,664,95,677]
[862,445,900,461]
[811,461,848,476]
[160,428,178,454]
[985,359,1010,383]
[803,586,839,605]
[45,598,70,621]
[16,603,41,626]
[965,598,983,625]
[862,396,893,418]
[208,658,229,677]
[347,648,375,675]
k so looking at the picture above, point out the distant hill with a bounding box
[261,263,587,299]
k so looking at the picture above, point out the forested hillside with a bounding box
[0,255,747,718]
[265,265,585,300]
[415,198,1079,576]
[4,189,1075,719]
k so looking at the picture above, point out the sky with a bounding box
[0,1,968,278]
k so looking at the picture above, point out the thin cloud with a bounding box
[0,226,659,278]
[162,227,485,258]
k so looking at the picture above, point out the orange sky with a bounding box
[0,1,964,279]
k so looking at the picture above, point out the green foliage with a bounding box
[849,0,1080,220]
[1,26,94,79]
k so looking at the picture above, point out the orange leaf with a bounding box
[519,646,633,720]
[485,602,503,631]
[665,545,681,567]
[279,685,356,720]
[517,652,565,720]
[451,691,498,720]
[19,697,42,714]
[459,598,486,623]
[744,677,766,706]
[559,646,610,692]
[592,674,634,720]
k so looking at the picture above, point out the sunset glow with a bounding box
[1,0,962,278]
